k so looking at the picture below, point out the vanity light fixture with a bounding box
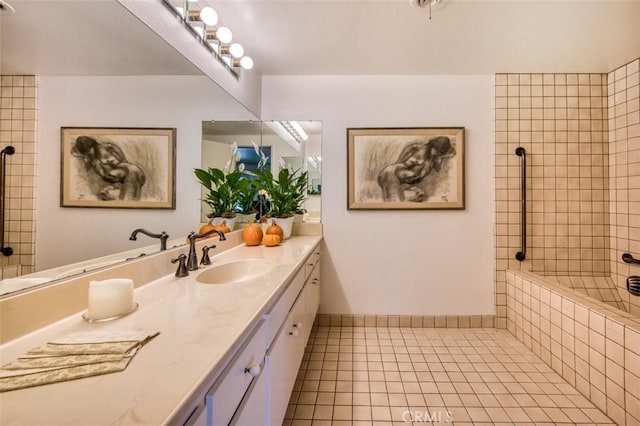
[221,43,244,59]
[264,122,302,152]
[206,27,233,45]
[234,56,254,70]
[162,0,254,78]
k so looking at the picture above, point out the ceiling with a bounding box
[1,0,639,77]
[211,0,640,75]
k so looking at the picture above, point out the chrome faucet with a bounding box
[187,229,226,271]
[129,229,169,251]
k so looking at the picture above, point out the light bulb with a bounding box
[217,26,233,44]
[200,7,218,26]
[229,43,244,58]
[240,56,254,70]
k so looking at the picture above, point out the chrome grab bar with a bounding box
[515,147,526,261]
[1,145,15,257]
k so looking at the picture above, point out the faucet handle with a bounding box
[200,245,216,266]
[171,253,189,278]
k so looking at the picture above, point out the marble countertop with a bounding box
[0,235,322,425]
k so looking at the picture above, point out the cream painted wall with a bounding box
[263,75,495,315]
[36,76,256,271]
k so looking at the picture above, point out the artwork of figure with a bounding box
[377,136,456,202]
[347,127,464,210]
[71,136,146,201]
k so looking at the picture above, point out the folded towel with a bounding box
[0,359,133,392]
[2,352,136,371]
[0,330,158,392]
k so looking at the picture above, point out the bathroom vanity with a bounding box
[0,231,322,425]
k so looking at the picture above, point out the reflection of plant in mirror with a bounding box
[291,170,309,214]
[251,168,308,218]
[236,178,257,215]
[194,168,243,218]
[251,141,269,171]
[224,142,245,173]
[235,142,269,215]
[251,168,293,218]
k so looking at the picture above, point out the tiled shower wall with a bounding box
[495,73,610,327]
[0,76,37,278]
[608,59,640,315]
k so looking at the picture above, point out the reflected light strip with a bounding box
[279,121,308,143]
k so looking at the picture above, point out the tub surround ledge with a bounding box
[506,269,640,425]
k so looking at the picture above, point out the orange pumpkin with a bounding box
[198,223,217,235]
[265,220,284,241]
[211,220,231,233]
[242,224,263,246]
[262,234,281,247]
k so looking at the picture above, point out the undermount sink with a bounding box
[196,259,277,284]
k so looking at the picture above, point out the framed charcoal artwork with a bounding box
[60,127,177,209]
[347,127,465,210]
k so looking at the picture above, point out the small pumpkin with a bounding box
[198,223,217,235]
[242,223,263,246]
[265,220,284,241]
[211,220,231,233]
[262,234,281,247]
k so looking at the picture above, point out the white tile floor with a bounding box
[284,327,616,425]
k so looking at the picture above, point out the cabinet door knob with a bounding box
[293,322,303,328]
[289,330,299,337]
[244,364,262,377]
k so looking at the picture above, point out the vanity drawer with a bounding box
[304,249,321,281]
[206,320,267,425]
[266,269,304,347]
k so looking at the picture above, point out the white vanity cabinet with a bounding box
[183,243,321,426]
[183,319,268,426]
[207,320,267,425]
[266,245,321,426]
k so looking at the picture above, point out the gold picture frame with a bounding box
[61,127,176,209]
[347,127,465,210]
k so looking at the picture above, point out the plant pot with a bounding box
[237,213,256,225]
[209,216,236,231]
[273,216,294,239]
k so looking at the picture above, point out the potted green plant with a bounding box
[235,177,258,224]
[291,170,309,223]
[194,167,243,229]
[251,168,300,238]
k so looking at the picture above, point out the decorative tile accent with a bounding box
[315,314,496,328]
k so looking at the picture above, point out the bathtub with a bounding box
[505,269,640,425]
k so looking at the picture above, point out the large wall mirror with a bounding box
[201,121,322,223]
[0,1,261,297]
